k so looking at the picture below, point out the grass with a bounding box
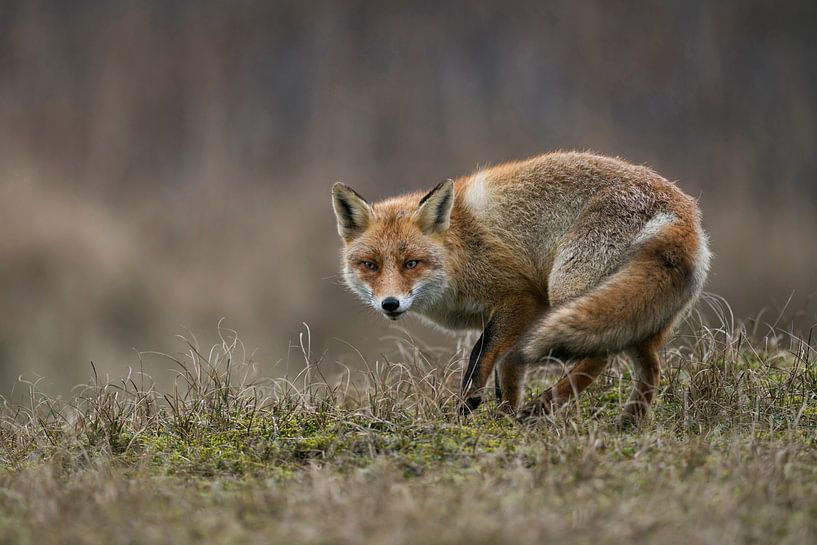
[1,297,816,545]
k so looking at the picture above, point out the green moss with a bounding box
[132,406,527,480]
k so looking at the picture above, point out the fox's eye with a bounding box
[404,260,420,270]
[361,260,378,271]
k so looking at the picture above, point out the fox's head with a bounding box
[331,181,454,320]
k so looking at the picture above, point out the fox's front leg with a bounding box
[460,322,497,413]
[458,301,540,414]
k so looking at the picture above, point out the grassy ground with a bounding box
[1,300,817,545]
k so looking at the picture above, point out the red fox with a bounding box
[332,152,710,424]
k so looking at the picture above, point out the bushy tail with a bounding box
[524,222,709,361]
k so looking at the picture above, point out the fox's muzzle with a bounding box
[377,295,411,319]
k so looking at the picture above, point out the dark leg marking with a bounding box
[461,321,494,393]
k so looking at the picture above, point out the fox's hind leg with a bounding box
[618,333,665,426]
[515,356,609,420]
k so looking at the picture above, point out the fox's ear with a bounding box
[413,179,454,234]
[332,183,373,240]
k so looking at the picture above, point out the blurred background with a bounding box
[1,0,816,397]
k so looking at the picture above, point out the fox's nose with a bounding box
[381,297,400,312]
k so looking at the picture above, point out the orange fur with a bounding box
[332,152,710,423]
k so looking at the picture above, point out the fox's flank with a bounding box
[332,151,710,424]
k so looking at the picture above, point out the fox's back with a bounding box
[455,152,704,293]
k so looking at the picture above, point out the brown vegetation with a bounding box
[1,299,816,544]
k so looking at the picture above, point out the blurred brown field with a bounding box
[1,0,816,397]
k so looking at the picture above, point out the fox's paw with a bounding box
[495,400,518,416]
[516,391,555,423]
[457,392,483,416]
[616,401,650,429]
[515,401,551,423]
